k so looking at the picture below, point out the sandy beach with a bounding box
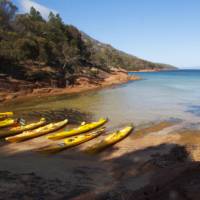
[1,119,200,199]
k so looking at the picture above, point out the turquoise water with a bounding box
[1,70,200,127]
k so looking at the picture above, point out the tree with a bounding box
[29,6,44,21]
[36,37,53,64]
[47,12,66,43]
[0,0,17,29]
[48,12,63,29]
[15,38,39,60]
[62,42,80,72]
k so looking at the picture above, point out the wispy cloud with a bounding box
[19,0,57,19]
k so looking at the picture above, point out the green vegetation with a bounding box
[0,0,175,87]
[82,32,175,71]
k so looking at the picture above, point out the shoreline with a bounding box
[128,68,178,72]
[0,72,141,103]
[128,69,161,72]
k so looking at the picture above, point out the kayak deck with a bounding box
[6,119,68,142]
[0,118,15,128]
[85,126,133,154]
[0,118,46,138]
[0,112,134,155]
[37,128,105,154]
[0,112,14,120]
[47,118,107,140]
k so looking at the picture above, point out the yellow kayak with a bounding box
[37,128,105,154]
[85,126,133,154]
[0,112,14,119]
[6,119,68,142]
[0,118,46,138]
[0,118,15,128]
[47,118,107,140]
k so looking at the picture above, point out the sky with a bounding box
[12,0,200,68]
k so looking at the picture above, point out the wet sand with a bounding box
[1,119,200,199]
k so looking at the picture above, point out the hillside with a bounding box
[81,32,176,71]
[0,0,175,98]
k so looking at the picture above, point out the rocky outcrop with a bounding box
[0,67,140,102]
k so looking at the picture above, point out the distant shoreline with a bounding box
[129,68,178,72]
[128,69,161,72]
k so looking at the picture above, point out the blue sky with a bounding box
[13,0,200,68]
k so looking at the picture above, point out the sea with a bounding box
[1,70,200,128]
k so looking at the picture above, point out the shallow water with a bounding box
[1,70,200,127]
